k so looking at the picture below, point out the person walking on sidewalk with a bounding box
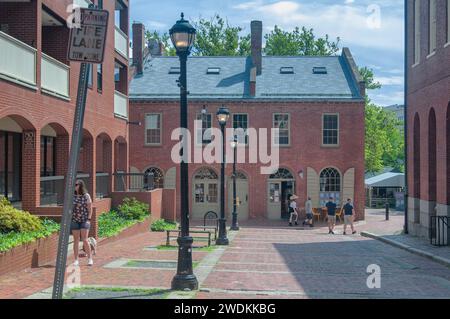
[326,197,337,234]
[303,197,314,227]
[71,180,94,266]
[343,198,357,235]
[289,195,299,226]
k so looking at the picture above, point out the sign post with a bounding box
[52,7,108,299]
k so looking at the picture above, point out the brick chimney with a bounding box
[132,22,145,75]
[250,67,257,97]
[251,21,262,75]
[148,39,164,56]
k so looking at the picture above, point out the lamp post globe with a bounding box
[170,13,198,291]
[216,106,230,245]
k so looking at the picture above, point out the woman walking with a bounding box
[71,180,94,266]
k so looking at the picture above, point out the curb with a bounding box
[361,231,450,268]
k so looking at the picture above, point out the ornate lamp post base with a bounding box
[216,218,229,245]
[171,236,198,291]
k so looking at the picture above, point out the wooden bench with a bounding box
[166,230,212,246]
[179,225,218,240]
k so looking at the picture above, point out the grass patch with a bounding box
[98,211,148,239]
[150,219,177,232]
[64,286,169,299]
[0,219,60,253]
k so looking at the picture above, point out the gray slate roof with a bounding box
[130,55,363,101]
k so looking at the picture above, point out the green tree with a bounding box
[192,14,251,56]
[264,26,340,56]
[359,67,382,90]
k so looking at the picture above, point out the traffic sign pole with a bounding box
[52,62,90,299]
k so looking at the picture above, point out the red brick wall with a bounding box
[406,1,450,205]
[129,100,366,220]
[0,0,38,47]
[41,26,69,64]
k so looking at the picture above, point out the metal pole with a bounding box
[403,0,409,234]
[171,52,198,291]
[217,123,229,245]
[231,140,239,231]
[385,202,390,221]
[52,62,90,299]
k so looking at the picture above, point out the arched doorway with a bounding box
[413,113,421,223]
[228,171,249,220]
[428,109,436,208]
[143,167,164,189]
[267,168,295,220]
[319,167,341,207]
[40,123,69,206]
[192,167,219,219]
[95,133,112,199]
[114,136,128,192]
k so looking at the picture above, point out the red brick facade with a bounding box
[406,0,450,237]
[0,0,130,217]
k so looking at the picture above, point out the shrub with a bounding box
[0,197,42,233]
[0,219,59,252]
[97,210,136,238]
[150,219,177,232]
[117,198,149,220]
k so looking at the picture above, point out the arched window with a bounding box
[269,168,294,180]
[194,167,218,180]
[413,114,421,199]
[234,171,248,180]
[428,108,436,203]
[144,167,164,189]
[319,168,341,206]
[447,104,450,205]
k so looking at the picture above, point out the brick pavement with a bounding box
[1,209,449,299]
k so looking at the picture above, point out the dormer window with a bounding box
[207,67,220,74]
[169,67,180,74]
[313,67,327,74]
[280,67,294,74]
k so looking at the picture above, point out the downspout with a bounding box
[404,0,409,234]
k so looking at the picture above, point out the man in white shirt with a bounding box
[289,195,299,226]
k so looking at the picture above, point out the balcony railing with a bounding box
[115,26,128,59]
[114,90,128,119]
[40,176,65,207]
[0,31,37,89]
[113,172,155,192]
[96,173,110,199]
[41,53,70,99]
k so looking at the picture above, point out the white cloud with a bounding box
[370,91,404,106]
[375,76,404,86]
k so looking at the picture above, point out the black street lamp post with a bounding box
[230,135,240,231]
[216,106,230,245]
[169,13,198,291]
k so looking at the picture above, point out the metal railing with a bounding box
[40,175,65,206]
[113,172,154,192]
[95,173,110,199]
[430,216,449,247]
[0,31,37,88]
[114,90,128,119]
[41,53,70,99]
[114,26,128,59]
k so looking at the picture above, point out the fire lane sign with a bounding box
[68,8,109,63]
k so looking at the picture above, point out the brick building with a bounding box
[0,0,131,226]
[129,21,366,221]
[406,0,450,237]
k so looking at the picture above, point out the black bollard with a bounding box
[385,203,390,221]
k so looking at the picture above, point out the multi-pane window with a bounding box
[273,114,290,146]
[429,0,437,54]
[196,113,212,144]
[208,184,218,203]
[323,114,339,146]
[233,114,248,145]
[145,114,161,145]
[319,168,341,207]
[414,0,421,64]
[195,184,205,203]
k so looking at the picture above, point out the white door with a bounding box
[267,182,281,220]
[228,178,249,220]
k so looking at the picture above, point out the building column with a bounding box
[22,130,40,213]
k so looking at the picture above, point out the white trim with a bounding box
[321,113,340,147]
[444,42,450,48]
[232,112,249,146]
[426,51,436,59]
[272,113,291,147]
[144,113,162,146]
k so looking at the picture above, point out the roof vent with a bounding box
[280,67,294,74]
[207,67,221,74]
[169,67,180,74]
[313,67,327,74]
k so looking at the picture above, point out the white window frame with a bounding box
[273,113,290,147]
[414,0,422,66]
[428,0,437,57]
[322,113,340,147]
[195,112,213,145]
[446,0,450,46]
[232,113,249,146]
[145,113,162,146]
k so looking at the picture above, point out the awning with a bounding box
[365,172,405,188]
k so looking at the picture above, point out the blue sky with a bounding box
[131,0,405,107]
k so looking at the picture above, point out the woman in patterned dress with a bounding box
[71,180,94,266]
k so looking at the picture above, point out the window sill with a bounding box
[445,42,450,48]
[411,62,420,68]
[321,144,340,148]
[426,51,436,59]
[144,144,163,148]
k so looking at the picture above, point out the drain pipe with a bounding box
[403,0,409,234]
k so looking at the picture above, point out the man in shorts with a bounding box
[326,197,337,234]
[303,197,314,227]
[343,198,357,235]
